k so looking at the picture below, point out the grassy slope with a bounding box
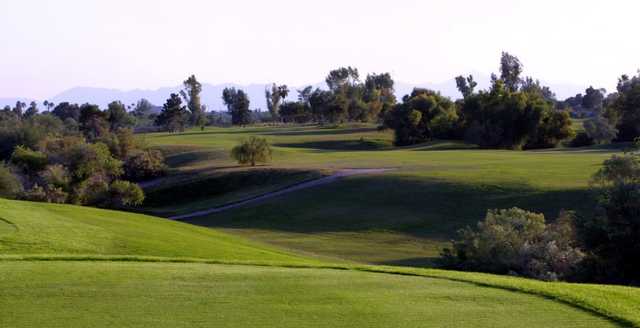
[145,125,619,265]
[0,199,311,264]
[0,199,638,327]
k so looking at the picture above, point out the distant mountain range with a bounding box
[0,73,586,111]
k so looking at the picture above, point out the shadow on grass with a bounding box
[529,143,628,154]
[163,149,228,168]
[263,127,379,137]
[376,257,438,268]
[274,139,392,151]
[140,168,323,215]
[183,174,596,239]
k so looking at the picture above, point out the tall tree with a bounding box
[52,102,81,121]
[133,98,154,117]
[43,100,55,112]
[608,73,640,141]
[364,73,396,121]
[24,101,38,118]
[79,104,109,140]
[156,93,188,132]
[180,75,206,129]
[582,86,606,112]
[455,75,477,99]
[12,101,26,117]
[265,83,289,120]
[499,52,523,92]
[106,101,133,131]
[222,87,251,126]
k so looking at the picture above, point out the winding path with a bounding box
[169,168,393,220]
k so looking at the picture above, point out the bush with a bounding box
[123,150,166,181]
[230,137,272,166]
[109,180,144,207]
[440,208,584,281]
[10,146,48,174]
[39,164,71,190]
[22,183,68,203]
[0,164,22,199]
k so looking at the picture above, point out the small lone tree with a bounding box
[230,137,272,166]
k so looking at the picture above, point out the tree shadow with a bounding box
[182,174,596,238]
[274,139,391,152]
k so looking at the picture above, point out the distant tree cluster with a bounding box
[385,52,574,149]
[259,68,396,125]
[0,100,166,208]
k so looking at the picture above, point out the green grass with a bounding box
[1,199,639,327]
[143,125,620,265]
[0,261,623,328]
[0,199,312,264]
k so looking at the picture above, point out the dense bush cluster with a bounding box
[0,102,166,208]
[440,208,584,281]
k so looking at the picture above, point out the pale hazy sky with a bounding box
[1,0,639,99]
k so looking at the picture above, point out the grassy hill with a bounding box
[0,199,311,264]
[1,199,639,327]
[143,125,620,265]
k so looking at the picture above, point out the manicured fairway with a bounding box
[0,261,619,328]
[144,125,622,265]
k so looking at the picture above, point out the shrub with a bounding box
[74,176,110,205]
[0,164,22,199]
[123,150,166,181]
[22,183,68,203]
[109,180,145,207]
[230,137,272,166]
[440,208,584,281]
[10,146,48,174]
[39,164,71,190]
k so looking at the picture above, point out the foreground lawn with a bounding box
[0,261,619,328]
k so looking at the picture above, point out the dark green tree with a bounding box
[155,93,189,132]
[79,104,109,140]
[499,52,523,92]
[265,83,289,120]
[607,73,640,141]
[181,75,206,129]
[222,87,251,126]
[455,75,477,98]
[106,101,133,131]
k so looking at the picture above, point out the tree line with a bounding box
[0,99,166,208]
[152,52,640,151]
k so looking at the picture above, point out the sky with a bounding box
[1,0,639,99]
